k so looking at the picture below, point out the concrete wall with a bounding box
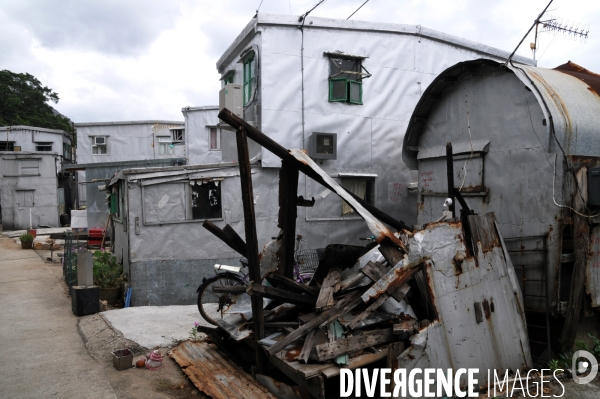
[0,152,59,230]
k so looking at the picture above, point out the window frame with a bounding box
[208,128,221,151]
[91,136,108,155]
[171,128,185,144]
[0,142,15,151]
[157,136,174,155]
[243,53,255,106]
[35,142,53,152]
[340,176,375,216]
[327,55,368,105]
[189,180,223,221]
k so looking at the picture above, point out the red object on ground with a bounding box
[88,228,104,247]
[28,229,37,238]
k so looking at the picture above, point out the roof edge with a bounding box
[74,120,184,127]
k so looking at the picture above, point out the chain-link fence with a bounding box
[295,248,324,274]
[63,232,78,290]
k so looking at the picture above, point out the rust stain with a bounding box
[285,347,301,362]
[169,341,276,399]
[482,299,491,319]
[554,61,600,97]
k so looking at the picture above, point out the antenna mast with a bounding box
[531,15,589,59]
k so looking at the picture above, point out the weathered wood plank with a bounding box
[328,320,348,365]
[315,268,342,311]
[278,160,299,278]
[393,320,419,339]
[266,273,319,296]
[267,290,364,355]
[345,294,389,330]
[298,329,317,364]
[320,349,389,379]
[315,328,395,362]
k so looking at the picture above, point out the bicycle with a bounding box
[196,235,322,325]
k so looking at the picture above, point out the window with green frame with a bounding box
[243,54,255,105]
[222,72,234,86]
[328,57,365,104]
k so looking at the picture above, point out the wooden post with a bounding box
[235,127,267,371]
[278,160,299,278]
[561,214,589,350]
[446,142,455,217]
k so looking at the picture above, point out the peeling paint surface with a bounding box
[396,219,532,386]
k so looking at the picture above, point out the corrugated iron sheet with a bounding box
[169,341,276,399]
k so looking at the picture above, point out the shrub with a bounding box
[92,249,123,288]
[19,233,34,243]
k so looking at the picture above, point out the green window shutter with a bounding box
[243,54,255,105]
[110,193,117,214]
[329,78,348,102]
[348,80,363,104]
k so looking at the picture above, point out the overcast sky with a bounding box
[1,0,598,123]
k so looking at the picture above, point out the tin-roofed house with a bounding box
[68,120,187,229]
[181,106,221,165]
[402,58,600,356]
[108,14,539,306]
[0,125,75,230]
[214,14,535,264]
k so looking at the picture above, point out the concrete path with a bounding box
[102,305,210,349]
[0,236,116,398]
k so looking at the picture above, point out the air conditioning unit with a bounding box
[308,132,337,160]
[219,83,243,122]
[94,136,106,145]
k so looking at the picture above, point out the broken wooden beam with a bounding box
[361,256,423,303]
[267,290,365,355]
[392,320,419,339]
[360,261,411,302]
[344,294,389,330]
[235,127,267,372]
[247,283,317,306]
[298,329,318,364]
[315,268,342,312]
[278,160,300,278]
[314,328,394,362]
[202,220,248,257]
[266,273,319,297]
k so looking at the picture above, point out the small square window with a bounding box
[209,128,221,151]
[0,142,14,151]
[341,177,374,215]
[36,142,53,151]
[328,56,366,105]
[92,137,107,155]
[158,137,173,155]
[20,159,40,175]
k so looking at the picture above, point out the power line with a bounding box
[255,0,265,15]
[347,0,370,20]
[504,0,554,66]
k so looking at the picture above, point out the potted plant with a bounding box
[92,249,123,305]
[19,233,34,249]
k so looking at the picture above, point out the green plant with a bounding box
[92,249,123,288]
[19,233,34,243]
[548,359,561,372]
[589,334,600,358]
[189,322,203,342]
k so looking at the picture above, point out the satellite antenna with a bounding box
[531,13,589,59]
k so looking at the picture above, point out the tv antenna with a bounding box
[505,0,589,65]
[531,14,589,59]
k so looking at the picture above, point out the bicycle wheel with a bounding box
[197,272,245,326]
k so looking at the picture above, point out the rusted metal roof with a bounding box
[403,59,600,169]
[169,341,276,399]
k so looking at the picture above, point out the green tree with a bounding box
[0,70,72,132]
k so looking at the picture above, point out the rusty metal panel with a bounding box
[395,217,532,386]
[587,225,600,307]
[169,341,276,399]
